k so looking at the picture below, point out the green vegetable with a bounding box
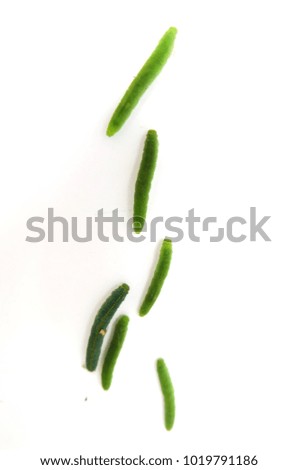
[139,238,172,316]
[106,27,177,137]
[86,284,129,371]
[133,130,158,233]
[101,315,130,390]
[156,358,175,431]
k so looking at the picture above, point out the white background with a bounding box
[0,1,298,468]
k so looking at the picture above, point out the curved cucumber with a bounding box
[139,238,172,316]
[86,283,129,371]
[101,315,130,390]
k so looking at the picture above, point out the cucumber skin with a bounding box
[101,315,130,390]
[133,130,158,234]
[156,358,175,431]
[106,27,177,137]
[139,239,172,316]
[86,284,129,372]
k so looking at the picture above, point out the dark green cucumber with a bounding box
[86,284,129,371]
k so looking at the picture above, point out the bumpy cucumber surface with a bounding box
[86,284,129,371]
[101,315,130,390]
[133,130,158,233]
[106,27,177,137]
[156,358,175,431]
[139,238,172,316]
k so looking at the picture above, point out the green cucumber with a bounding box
[156,358,175,431]
[139,238,172,316]
[133,130,158,233]
[101,315,130,390]
[106,27,177,136]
